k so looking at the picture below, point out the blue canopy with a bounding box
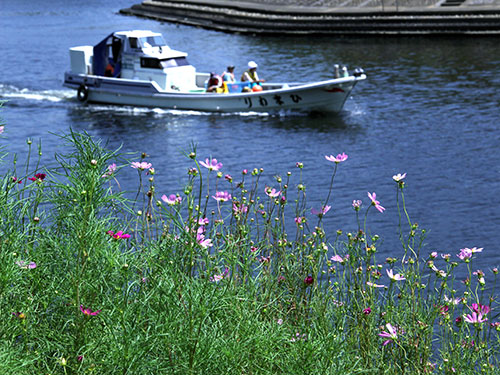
[93,33,122,77]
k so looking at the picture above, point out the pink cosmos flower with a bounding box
[232,203,248,215]
[457,248,473,260]
[80,305,101,316]
[102,163,117,178]
[330,254,344,263]
[378,323,398,346]
[16,260,37,269]
[196,231,213,248]
[294,217,303,224]
[161,194,182,205]
[131,161,152,170]
[352,200,362,209]
[471,303,490,315]
[464,311,488,324]
[325,153,348,164]
[386,269,406,281]
[198,217,209,226]
[367,281,385,288]
[311,205,331,216]
[107,230,131,239]
[211,267,229,283]
[265,187,281,198]
[368,192,385,213]
[200,158,222,171]
[212,191,232,202]
[11,176,22,184]
[363,307,372,315]
[331,254,349,264]
[0,126,4,134]
[392,173,407,182]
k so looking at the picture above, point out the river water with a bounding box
[1,0,499,274]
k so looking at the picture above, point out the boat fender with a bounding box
[77,85,89,102]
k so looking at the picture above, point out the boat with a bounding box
[63,30,366,113]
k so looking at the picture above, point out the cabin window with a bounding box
[140,58,162,69]
[160,57,190,68]
[129,37,139,49]
[139,35,166,48]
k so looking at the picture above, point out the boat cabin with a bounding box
[68,30,198,91]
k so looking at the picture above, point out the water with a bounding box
[1,1,500,274]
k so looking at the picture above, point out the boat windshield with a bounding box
[140,57,190,69]
[139,35,166,48]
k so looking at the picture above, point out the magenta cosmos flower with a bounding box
[200,158,222,171]
[368,192,385,213]
[107,230,131,239]
[131,161,152,171]
[304,275,314,285]
[325,153,348,164]
[378,323,399,346]
[80,305,101,316]
[28,173,46,182]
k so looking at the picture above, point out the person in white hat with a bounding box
[241,61,265,86]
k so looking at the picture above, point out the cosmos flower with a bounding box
[131,161,152,170]
[212,191,232,202]
[80,305,101,316]
[325,153,348,164]
[386,269,406,281]
[161,194,182,205]
[392,173,407,182]
[16,260,37,269]
[368,192,385,213]
[265,187,281,198]
[378,323,399,346]
[311,205,331,216]
[200,158,222,171]
[107,230,131,239]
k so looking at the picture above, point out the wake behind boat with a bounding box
[63,30,366,113]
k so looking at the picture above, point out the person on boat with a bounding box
[206,72,223,93]
[241,61,265,87]
[221,65,236,83]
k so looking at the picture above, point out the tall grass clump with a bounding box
[0,121,499,374]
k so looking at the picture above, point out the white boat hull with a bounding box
[64,72,366,113]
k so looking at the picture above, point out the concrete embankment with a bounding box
[120,0,500,35]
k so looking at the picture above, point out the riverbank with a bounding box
[1,127,499,373]
[120,0,500,35]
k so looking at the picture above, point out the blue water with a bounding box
[1,0,500,275]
